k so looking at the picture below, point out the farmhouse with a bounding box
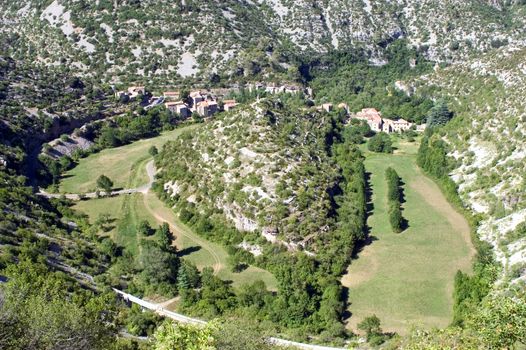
[223,99,238,111]
[196,100,218,117]
[389,118,412,132]
[165,101,190,118]
[189,91,205,106]
[354,108,415,133]
[322,103,333,112]
[163,91,180,100]
[115,86,146,100]
[127,86,145,98]
[355,108,383,132]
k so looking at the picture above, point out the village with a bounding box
[115,84,425,133]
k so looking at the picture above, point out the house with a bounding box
[163,91,180,100]
[416,124,427,132]
[165,101,190,118]
[382,119,393,133]
[322,103,333,112]
[196,100,218,117]
[127,86,145,98]
[223,99,238,111]
[355,108,383,132]
[265,86,278,94]
[390,118,412,132]
[114,90,127,99]
[189,91,204,107]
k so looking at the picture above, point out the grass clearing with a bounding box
[59,126,196,193]
[342,138,474,335]
[68,124,277,291]
[144,192,278,290]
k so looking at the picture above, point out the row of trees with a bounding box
[385,167,404,233]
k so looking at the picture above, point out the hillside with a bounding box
[409,46,526,285]
[156,99,340,251]
[2,1,526,84]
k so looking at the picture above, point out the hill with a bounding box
[1,1,526,84]
[156,99,343,251]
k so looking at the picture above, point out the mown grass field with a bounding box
[342,138,474,334]
[60,126,196,193]
[70,125,277,290]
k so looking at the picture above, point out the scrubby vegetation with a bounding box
[151,98,370,340]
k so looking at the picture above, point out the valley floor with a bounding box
[342,138,475,334]
[70,126,277,295]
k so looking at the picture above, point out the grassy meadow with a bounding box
[69,125,277,290]
[342,138,474,334]
[60,126,196,193]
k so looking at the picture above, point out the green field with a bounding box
[342,138,474,334]
[70,126,277,290]
[60,126,196,193]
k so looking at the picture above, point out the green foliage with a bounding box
[427,100,453,127]
[385,167,405,233]
[152,321,217,350]
[138,219,154,236]
[467,291,526,348]
[417,135,450,179]
[368,132,393,153]
[308,41,434,123]
[125,305,161,336]
[358,314,388,345]
[149,145,159,156]
[0,260,116,350]
[96,174,114,193]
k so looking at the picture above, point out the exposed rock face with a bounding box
[46,135,93,159]
[2,1,525,81]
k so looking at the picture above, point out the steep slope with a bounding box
[2,0,526,83]
[410,46,526,284]
[262,0,526,61]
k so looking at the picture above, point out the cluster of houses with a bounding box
[116,85,424,133]
[163,90,238,118]
[317,103,425,133]
[115,86,239,118]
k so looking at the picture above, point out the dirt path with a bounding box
[141,163,223,274]
[410,167,476,260]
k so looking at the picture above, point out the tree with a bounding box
[358,315,383,343]
[367,132,393,153]
[138,220,154,236]
[149,145,158,156]
[426,100,453,127]
[153,320,217,350]
[156,222,173,249]
[96,174,113,194]
[0,260,116,350]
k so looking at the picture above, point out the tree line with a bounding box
[385,167,405,233]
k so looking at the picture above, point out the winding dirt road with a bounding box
[140,161,223,274]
